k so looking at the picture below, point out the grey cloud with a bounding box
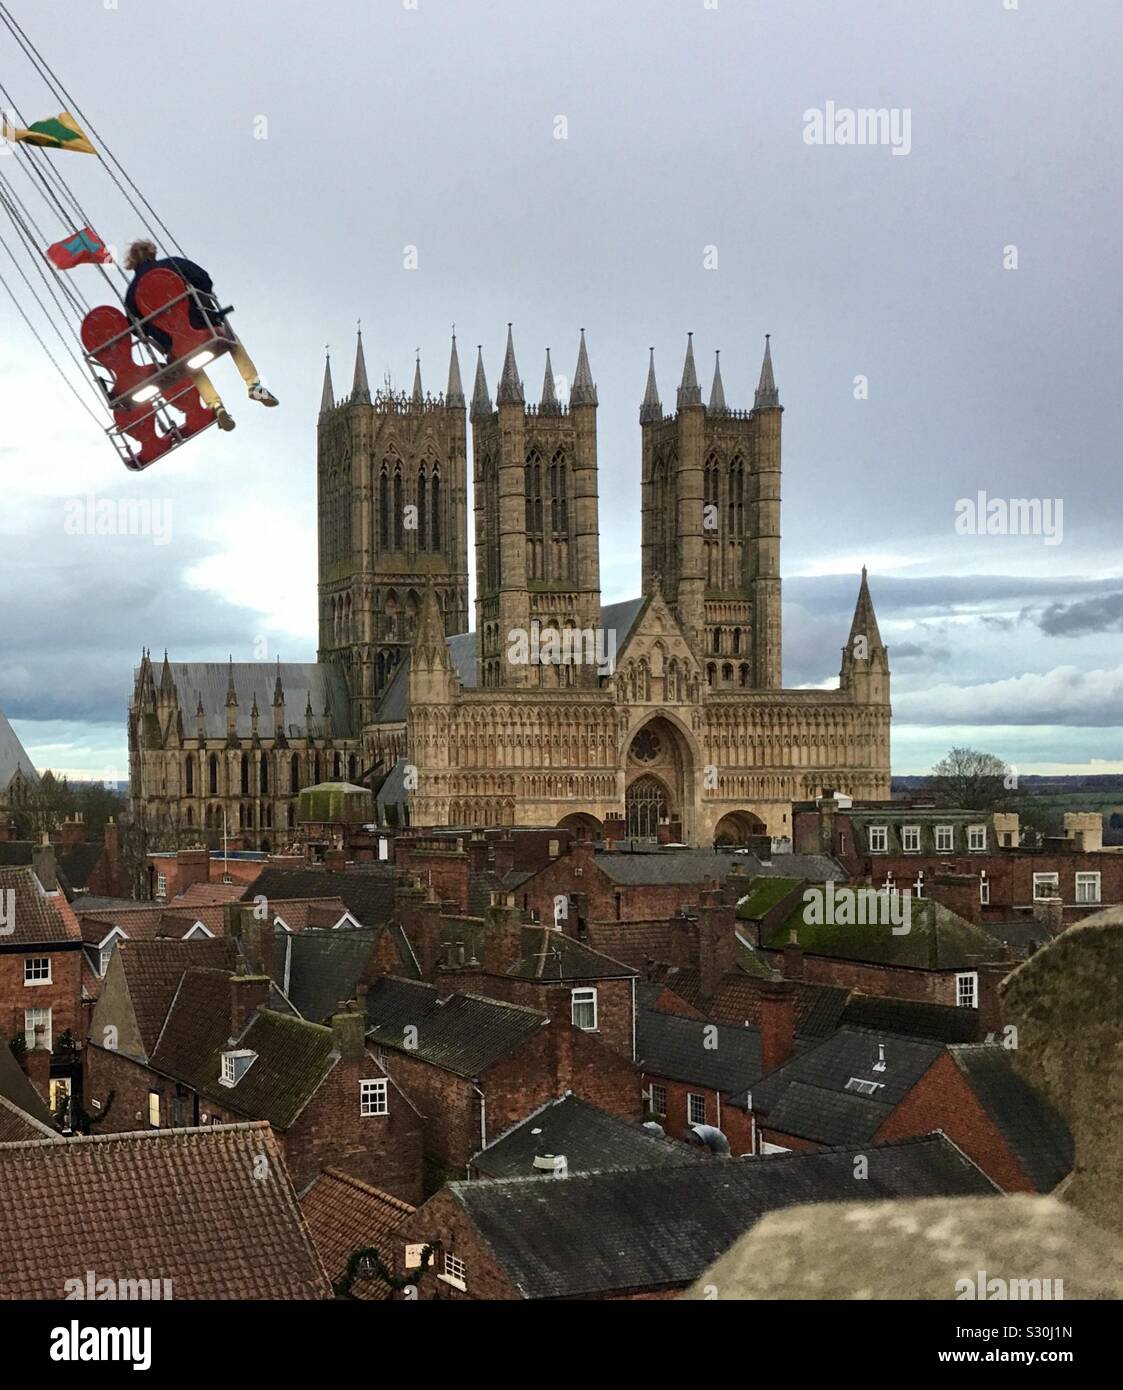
[1038,593,1123,638]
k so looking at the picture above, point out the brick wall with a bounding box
[397,1188,521,1300]
[0,944,83,1051]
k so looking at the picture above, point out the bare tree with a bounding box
[929,747,1012,811]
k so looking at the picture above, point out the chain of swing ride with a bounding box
[0,0,188,431]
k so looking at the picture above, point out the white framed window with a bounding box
[360,1078,388,1116]
[571,987,598,1031]
[913,873,924,899]
[1075,872,1101,905]
[759,1141,791,1155]
[156,871,167,899]
[868,825,888,853]
[688,1092,706,1126]
[935,825,954,852]
[979,874,990,905]
[23,957,51,985]
[650,1083,667,1116]
[147,1091,161,1128]
[548,839,560,858]
[441,1253,467,1291]
[220,1050,257,1087]
[967,825,987,852]
[1033,872,1060,901]
[901,825,921,853]
[956,972,978,1009]
[24,1007,52,1051]
[839,832,847,853]
[844,1077,884,1096]
[98,946,114,976]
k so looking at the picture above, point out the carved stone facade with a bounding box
[130,328,891,849]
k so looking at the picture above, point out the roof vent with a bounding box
[532,1153,568,1178]
[688,1124,731,1156]
[873,1043,887,1073]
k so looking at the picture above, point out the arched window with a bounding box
[208,755,218,795]
[348,754,357,781]
[314,754,321,783]
[728,456,745,537]
[706,663,716,687]
[722,663,733,683]
[378,466,389,549]
[290,754,300,794]
[186,805,194,827]
[240,753,250,795]
[393,468,404,549]
[732,627,741,655]
[417,469,428,551]
[739,663,750,687]
[260,753,269,794]
[333,753,341,779]
[626,775,668,841]
[431,470,441,550]
[185,755,194,796]
[712,628,722,655]
[287,804,295,829]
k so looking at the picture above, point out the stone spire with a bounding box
[540,348,560,413]
[225,657,237,709]
[847,566,884,652]
[446,330,465,406]
[677,332,701,408]
[412,352,423,404]
[158,649,175,699]
[570,328,597,406]
[708,350,727,414]
[352,326,371,404]
[471,344,492,420]
[319,349,334,415]
[754,334,780,410]
[272,657,284,706]
[640,347,662,423]
[497,323,523,405]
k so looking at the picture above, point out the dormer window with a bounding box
[935,825,954,852]
[967,825,987,852]
[868,826,888,853]
[901,826,920,853]
[220,1050,257,1087]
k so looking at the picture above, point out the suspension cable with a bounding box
[0,169,90,319]
[0,260,106,426]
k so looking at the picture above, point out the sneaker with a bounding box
[249,382,279,407]
[212,403,236,432]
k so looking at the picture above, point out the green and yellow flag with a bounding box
[2,111,95,154]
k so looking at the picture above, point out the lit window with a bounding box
[147,1091,161,1128]
[901,826,920,853]
[650,1084,667,1116]
[23,1007,51,1051]
[935,825,954,852]
[441,1253,467,1291]
[1075,872,1101,905]
[360,1078,388,1116]
[24,957,51,985]
[688,1093,706,1126]
[967,825,986,852]
[868,826,888,853]
[571,987,597,1031]
[956,972,978,1008]
[1033,873,1060,901]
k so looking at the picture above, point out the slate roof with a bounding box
[507,928,637,981]
[849,811,991,856]
[449,1135,997,1298]
[949,1044,1073,1192]
[366,979,548,1077]
[271,927,418,1023]
[158,660,353,739]
[114,936,238,1057]
[841,992,982,1043]
[243,865,397,927]
[300,1168,416,1300]
[58,841,104,890]
[0,866,79,946]
[0,1040,56,1139]
[734,1027,944,1144]
[591,849,841,887]
[472,1094,709,1179]
[150,968,338,1129]
[768,889,1008,970]
[0,707,37,793]
[637,1009,764,1093]
[78,903,223,946]
[0,1123,331,1299]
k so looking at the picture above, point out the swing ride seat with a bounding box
[79,270,236,469]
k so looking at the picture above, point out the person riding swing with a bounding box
[123,239,278,432]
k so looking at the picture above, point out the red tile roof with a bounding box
[0,1123,331,1299]
[114,937,238,1056]
[0,867,81,946]
[300,1168,415,1300]
[171,882,244,906]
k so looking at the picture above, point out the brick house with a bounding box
[727,1025,1071,1192]
[364,975,640,1191]
[85,963,423,1202]
[396,1134,996,1300]
[300,1167,416,1299]
[0,1122,331,1299]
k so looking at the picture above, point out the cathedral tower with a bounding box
[317,328,470,729]
[472,327,603,689]
[640,335,783,689]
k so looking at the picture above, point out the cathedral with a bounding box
[129,327,891,849]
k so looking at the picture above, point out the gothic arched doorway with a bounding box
[626,775,668,840]
[714,809,767,846]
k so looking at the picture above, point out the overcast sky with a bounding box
[1,0,1120,781]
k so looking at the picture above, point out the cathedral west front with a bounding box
[130,325,891,848]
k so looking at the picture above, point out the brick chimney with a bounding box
[695,890,736,1004]
[232,906,273,976]
[1033,896,1065,936]
[781,928,804,981]
[492,832,517,879]
[480,893,524,974]
[758,976,796,1075]
[59,814,85,848]
[103,817,121,896]
[229,974,271,1039]
[32,833,57,892]
[331,1003,367,1062]
[467,831,491,874]
[324,847,346,871]
[25,1024,51,1103]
